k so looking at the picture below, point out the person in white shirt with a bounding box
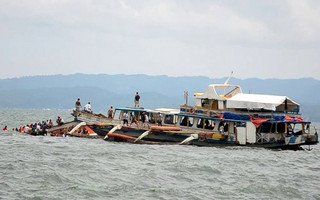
[84,102,92,113]
[123,111,128,125]
[157,113,162,126]
[143,113,150,128]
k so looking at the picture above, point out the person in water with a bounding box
[2,126,7,131]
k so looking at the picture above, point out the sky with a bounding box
[0,0,320,80]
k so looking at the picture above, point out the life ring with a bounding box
[190,108,195,114]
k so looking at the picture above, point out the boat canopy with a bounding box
[151,108,180,114]
[226,93,300,112]
[115,107,151,113]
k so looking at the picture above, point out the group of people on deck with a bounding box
[74,92,142,118]
[122,111,162,128]
[75,98,92,113]
[122,111,151,128]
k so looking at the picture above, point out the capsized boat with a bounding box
[47,121,99,138]
[71,76,318,149]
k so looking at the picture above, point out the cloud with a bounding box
[0,0,319,79]
[287,0,320,43]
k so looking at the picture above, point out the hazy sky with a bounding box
[0,0,319,80]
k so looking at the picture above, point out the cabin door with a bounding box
[237,128,246,145]
[246,122,256,144]
[236,122,246,145]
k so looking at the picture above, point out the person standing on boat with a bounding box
[75,98,81,111]
[84,102,92,113]
[48,119,53,128]
[134,92,140,107]
[142,112,150,128]
[123,111,129,126]
[56,116,64,126]
[108,106,114,118]
[157,112,162,126]
[218,121,224,134]
[130,112,138,127]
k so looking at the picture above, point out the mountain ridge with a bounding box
[0,74,319,121]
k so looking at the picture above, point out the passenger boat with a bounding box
[175,77,318,150]
[71,76,318,150]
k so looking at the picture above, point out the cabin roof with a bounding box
[115,107,151,112]
[226,93,299,111]
[151,108,180,114]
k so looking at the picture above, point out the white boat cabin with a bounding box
[191,83,300,115]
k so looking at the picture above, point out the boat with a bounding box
[70,75,318,150]
[46,121,100,138]
[175,75,318,150]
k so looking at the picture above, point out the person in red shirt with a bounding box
[2,126,7,131]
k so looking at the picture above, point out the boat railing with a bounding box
[179,106,302,119]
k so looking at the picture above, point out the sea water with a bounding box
[0,109,319,200]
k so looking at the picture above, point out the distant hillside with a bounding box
[0,74,319,121]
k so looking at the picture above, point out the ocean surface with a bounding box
[0,109,319,200]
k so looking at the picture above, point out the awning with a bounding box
[226,93,299,112]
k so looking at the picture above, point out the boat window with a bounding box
[218,121,228,132]
[277,123,285,133]
[201,99,209,107]
[210,121,216,130]
[197,119,204,128]
[164,115,174,124]
[287,124,294,134]
[223,123,228,132]
[260,123,271,133]
[305,124,310,134]
[196,119,213,129]
[180,116,193,127]
[114,110,121,120]
[149,113,155,123]
[180,116,188,126]
[270,123,276,133]
[236,122,246,127]
[293,123,303,135]
[189,117,194,127]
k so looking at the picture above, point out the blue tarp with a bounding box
[223,112,250,121]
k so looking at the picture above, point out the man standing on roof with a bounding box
[75,98,81,111]
[134,92,140,107]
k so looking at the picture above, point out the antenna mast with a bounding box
[224,71,233,85]
[184,91,188,105]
